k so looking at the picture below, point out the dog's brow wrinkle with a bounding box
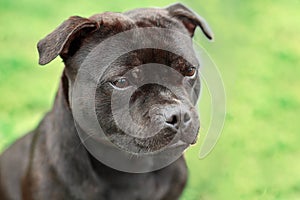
[78,68,98,83]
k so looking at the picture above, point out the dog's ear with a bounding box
[37,16,99,65]
[166,3,214,40]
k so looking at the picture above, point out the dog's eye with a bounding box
[112,77,130,88]
[185,67,196,77]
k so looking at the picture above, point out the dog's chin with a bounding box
[104,125,198,155]
[121,139,190,156]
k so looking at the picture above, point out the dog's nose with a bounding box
[165,110,192,130]
[165,113,180,129]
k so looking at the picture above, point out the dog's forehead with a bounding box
[88,8,194,57]
[87,8,199,80]
[89,12,134,28]
[99,49,199,82]
[89,7,186,32]
[124,8,177,27]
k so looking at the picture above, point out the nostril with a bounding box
[166,115,179,127]
[183,113,191,123]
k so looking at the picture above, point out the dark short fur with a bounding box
[0,3,213,200]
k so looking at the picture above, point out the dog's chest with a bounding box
[100,172,171,200]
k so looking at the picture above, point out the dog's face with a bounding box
[37,3,213,154]
[95,48,200,153]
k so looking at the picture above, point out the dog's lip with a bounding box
[167,140,189,149]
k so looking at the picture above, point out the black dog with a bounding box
[0,3,213,200]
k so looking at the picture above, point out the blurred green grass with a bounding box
[0,0,300,199]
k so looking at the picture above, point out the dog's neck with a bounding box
[47,73,93,163]
[48,73,84,151]
[41,72,113,190]
[48,72,132,174]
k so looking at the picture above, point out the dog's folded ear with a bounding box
[37,16,99,65]
[166,3,214,40]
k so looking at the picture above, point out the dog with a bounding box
[0,3,213,200]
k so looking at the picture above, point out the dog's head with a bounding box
[37,3,213,154]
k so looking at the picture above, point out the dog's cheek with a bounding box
[191,77,201,105]
[95,90,112,115]
[182,77,200,105]
[95,84,115,133]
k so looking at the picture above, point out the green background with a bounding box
[0,0,299,199]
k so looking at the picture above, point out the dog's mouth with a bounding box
[168,139,190,150]
[132,123,199,150]
[97,115,200,154]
